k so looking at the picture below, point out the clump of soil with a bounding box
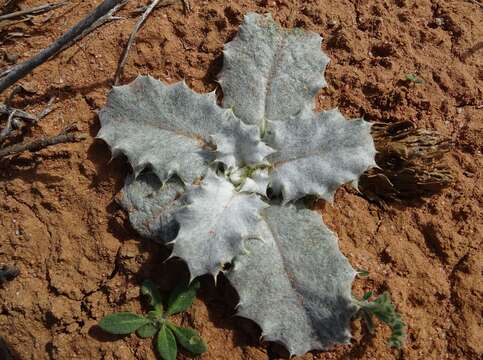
[0,0,481,359]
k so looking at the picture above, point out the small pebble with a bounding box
[434,17,444,26]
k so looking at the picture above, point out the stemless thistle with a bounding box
[96,13,398,356]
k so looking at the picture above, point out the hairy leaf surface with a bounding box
[219,13,329,127]
[239,168,270,196]
[98,76,270,184]
[120,172,185,243]
[167,323,207,354]
[172,171,268,279]
[227,205,356,355]
[99,312,150,335]
[265,108,376,202]
[137,323,158,338]
[157,324,177,360]
[166,281,199,316]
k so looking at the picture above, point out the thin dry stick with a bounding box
[0,109,17,144]
[131,0,173,14]
[182,0,190,13]
[65,0,127,51]
[36,96,55,120]
[115,0,191,84]
[0,16,32,31]
[0,96,55,146]
[0,0,126,94]
[0,1,66,21]
[132,0,190,14]
[0,130,86,158]
[0,103,37,121]
[1,95,55,128]
[0,67,13,79]
[468,0,483,8]
[114,0,162,85]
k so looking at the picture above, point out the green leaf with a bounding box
[99,312,150,334]
[136,322,159,338]
[166,281,200,316]
[147,310,163,321]
[167,322,207,355]
[156,324,177,360]
[356,291,406,348]
[405,73,423,84]
[362,291,373,300]
[141,279,163,313]
[389,329,404,348]
[361,311,375,334]
[356,269,369,278]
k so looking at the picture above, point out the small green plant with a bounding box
[354,291,406,348]
[356,268,370,278]
[405,73,424,84]
[99,279,207,360]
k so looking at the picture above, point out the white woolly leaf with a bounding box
[120,172,185,243]
[211,118,274,168]
[265,107,376,202]
[219,13,329,126]
[98,76,271,184]
[172,171,269,280]
[239,168,270,196]
[227,205,356,356]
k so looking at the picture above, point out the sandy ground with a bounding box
[0,0,481,359]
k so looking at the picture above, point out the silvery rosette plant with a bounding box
[98,13,381,356]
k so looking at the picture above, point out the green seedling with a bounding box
[356,269,370,278]
[354,291,406,348]
[99,279,207,360]
[405,73,424,84]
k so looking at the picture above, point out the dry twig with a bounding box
[0,109,17,144]
[467,0,483,8]
[115,0,191,84]
[0,1,66,21]
[36,96,55,120]
[1,94,55,125]
[0,16,31,30]
[0,67,13,79]
[0,0,126,94]
[131,0,174,14]
[0,127,86,158]
[182,0,191,13]
[66,0,127,51]
[114,0,162,85]
[0,102,37,121]
[0,96,56,145]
